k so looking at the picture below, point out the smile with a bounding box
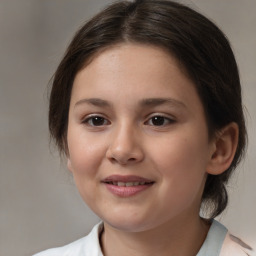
[102,175,155,197]
[105,181,151,186]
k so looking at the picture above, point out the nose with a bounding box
[106,124,144,165]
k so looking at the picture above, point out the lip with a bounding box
[102,175,154,197]
[102,175,154,183]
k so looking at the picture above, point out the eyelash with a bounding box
[82,115,110,127]
[145,115,175,126]
[82,114,175,127]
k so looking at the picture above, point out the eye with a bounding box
[83,115,110,127]
[146,115,174,126]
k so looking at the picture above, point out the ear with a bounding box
[63,140,73,173]
[207,122,239,175]
[67,158,74,173]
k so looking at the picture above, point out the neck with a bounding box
[101,215,210,256]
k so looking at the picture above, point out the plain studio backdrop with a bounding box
[0,1,255,255]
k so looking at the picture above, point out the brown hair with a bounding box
[49,0,247,218]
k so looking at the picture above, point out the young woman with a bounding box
[34,0,251,255]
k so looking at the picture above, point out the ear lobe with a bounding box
[207,122,239,175]
[67,158,73,173]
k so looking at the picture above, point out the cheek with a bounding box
[151,135,208,172]
[67,129,106,177]
[67,130,107,206]
[149,131,209,196]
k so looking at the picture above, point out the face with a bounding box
[67,44,215,232]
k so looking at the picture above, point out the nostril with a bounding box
[128,158,137,162]
[109,157,137,165]
[106,144,144,165]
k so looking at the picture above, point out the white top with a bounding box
[33,220,252,256]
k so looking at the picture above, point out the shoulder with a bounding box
[33,223,104,256]
[197,220,253,256]
[220,232,253,256]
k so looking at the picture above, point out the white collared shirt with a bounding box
[34,220,252,256]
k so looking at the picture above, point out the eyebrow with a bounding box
[74,97,186,109]
[74,98,112,108]
[139,98,186,108]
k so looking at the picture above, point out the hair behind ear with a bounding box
[202,122,239,218]
[201,174,228,218]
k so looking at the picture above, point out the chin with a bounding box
[100,213,148,232]
[101,212,162,233]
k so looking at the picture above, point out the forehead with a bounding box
[71,43,203,113]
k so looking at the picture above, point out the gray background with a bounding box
[0,1,255,255]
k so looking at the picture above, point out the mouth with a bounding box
[104,181,153,186]
[102,175,155,197]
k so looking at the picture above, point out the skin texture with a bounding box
[67,44,238,256]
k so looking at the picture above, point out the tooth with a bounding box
[139,181,145,185]
[113,181,118,185]
[117,182,125,186]
[134,182,140,186]
[126,182,134,187]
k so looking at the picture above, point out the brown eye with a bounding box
[151,116,165,126]
[83,116,109,126]
[146,115,174,126]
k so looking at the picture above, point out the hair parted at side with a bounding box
[49,0,247,218]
